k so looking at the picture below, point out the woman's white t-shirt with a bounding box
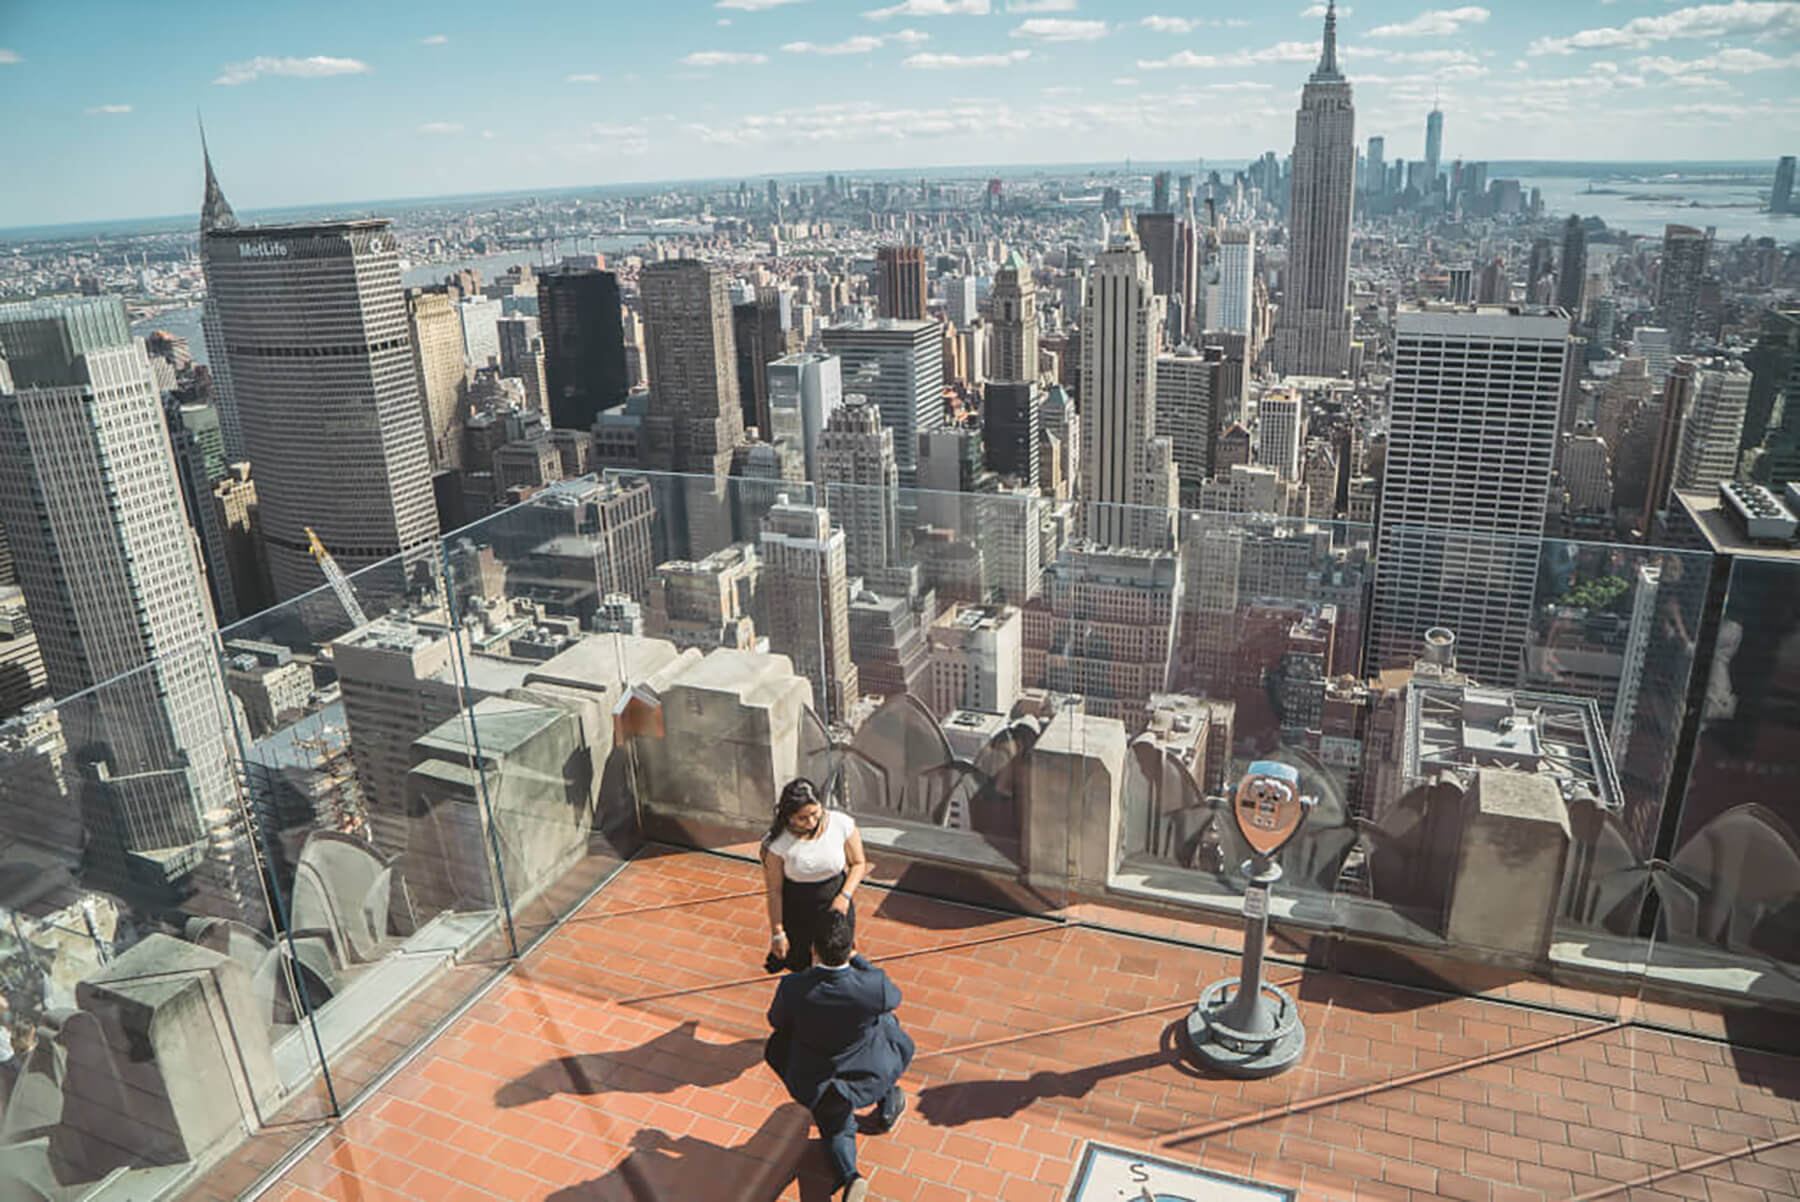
[766,810,856,883]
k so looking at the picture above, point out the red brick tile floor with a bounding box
[231,845,1800,1202]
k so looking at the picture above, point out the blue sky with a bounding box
[3,0,1799,228]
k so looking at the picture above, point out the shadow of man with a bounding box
[545,1106,840,1202]
[496,1019,764,1108]
[918,1019,1196,1125]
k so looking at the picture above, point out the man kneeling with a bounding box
[766,910,913,1201]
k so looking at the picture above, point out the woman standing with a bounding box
[761,779,869,972]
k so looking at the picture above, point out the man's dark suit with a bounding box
[766,954,914,1190]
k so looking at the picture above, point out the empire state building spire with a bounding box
[1313,0,1343,80]
[1271,0,1356,377]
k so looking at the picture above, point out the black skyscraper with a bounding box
[539,267,629,431]
[1557,214,1587,317]
[982,381,1042,487]
[732,293,788,435]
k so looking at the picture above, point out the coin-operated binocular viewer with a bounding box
[1184,760,1315,1077]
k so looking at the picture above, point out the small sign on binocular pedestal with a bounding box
[1181,760,1315,1078]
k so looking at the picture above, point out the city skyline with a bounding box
[5,0,1800,228]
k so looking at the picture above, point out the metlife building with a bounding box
[203,216,439,600]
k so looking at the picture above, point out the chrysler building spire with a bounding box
[198,114,238,233]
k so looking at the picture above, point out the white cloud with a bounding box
[1006,0,1076,9]
[865,0,989,18]
[85,104,132,115]
[681,50,770,65]
[566,72,601,82]
[1528,1,1800,55]
[1139,41,1317,69]
[421,34,448,45]
[783,30,928,53]
[1139,15,1251,32]
[903,49,1029,67]
[717,0,806,8]
[213,55,370,85]
[418,121,463,134]
[1011,17,1106,40]
[1367,7,1489,38]
[686,98,1013,146]
[565,122,651,157]
[785,35,885,53]
[1636,47,1800,75]
[482,129,496,138]
[1372,47,1480,65]
[1111,76,1139,85]
[0,49,18,64]
[1301,3,1351,14]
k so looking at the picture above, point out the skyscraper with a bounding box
[1216,228,1256,337]
[457,295,502,368]
[1639,358,1697,535]
[982,380,1043,488]
[760,496,859,724]
[1673,358,1751,495]
[165,398,241,623]
[0,297,262,924]
[407,286,467,469]
[875,246,928,321]
[1270,2,1357,377]
[1080,224,1174,549]
[640,259,745,557]
[1744,307,1800,456]
[1153,347,1216,506]
[1365,135,1385,198]
[1423,104,1443,189]
[1257,389,1304,480]
[1655,224,1710,353]
[819,397,900,577]
[1369,306,1572,684]
[989,252,1039,383]
[767,352,843,483]
[1773,155,1796,215]
[538,266,629,431]
[496,313,540,379]
[820,318,944,489]
[203,160,438,599]
[1136,212,1179,299]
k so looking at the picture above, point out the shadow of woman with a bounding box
[496,1019,765,1108]
[545,1107,840,1202]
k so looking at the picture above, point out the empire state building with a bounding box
[1270,1,1356,378]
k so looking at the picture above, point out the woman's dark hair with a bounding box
[767,778,822,841]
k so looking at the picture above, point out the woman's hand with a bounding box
[830,891,851,915]
[770,930,789,957]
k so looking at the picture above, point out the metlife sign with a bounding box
[219,226,393,262]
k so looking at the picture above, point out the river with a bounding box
[1518,173,1795,244]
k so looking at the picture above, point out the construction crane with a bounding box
[304,527,369,628]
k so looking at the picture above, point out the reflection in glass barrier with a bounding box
[0,650,316,1201]
[1651,524,1800,1016]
